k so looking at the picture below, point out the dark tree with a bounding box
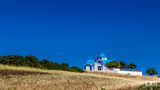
[106,61,120,69]
[61,63,69,70]
[25,56,40,67]
[127,64,136,71]
[146,68,158,76]
[119,61,126,69]
[0,55,33,66]
[26,56,38,63]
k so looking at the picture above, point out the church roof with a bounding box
[85,52,113,65]
[85,59,113,65]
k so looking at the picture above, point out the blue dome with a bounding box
[99,52,106,57]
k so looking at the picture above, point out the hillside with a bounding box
[0,64,159,90]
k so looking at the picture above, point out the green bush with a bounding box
[0,55,84,73]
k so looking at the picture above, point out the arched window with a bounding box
[98,66,101,70]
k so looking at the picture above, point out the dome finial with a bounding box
[100,51,106,57]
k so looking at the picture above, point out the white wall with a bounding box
[111,68,142,76]
[91,66,94,71]
[94,62,102,71]
[102,65,109,71]
[85,63,143,76]
[117,70,142,76]
[85,65,91,71]
[92,67,142,76]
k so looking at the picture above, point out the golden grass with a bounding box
[0,64,159,90]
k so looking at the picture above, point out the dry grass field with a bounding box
[0,64,159,90]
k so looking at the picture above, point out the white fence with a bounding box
[97,69,142,76]
[117,70,142,76]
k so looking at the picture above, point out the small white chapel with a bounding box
[84,52,142,76]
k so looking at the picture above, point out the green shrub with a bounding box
[0,55,84,73]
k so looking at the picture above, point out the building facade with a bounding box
[84,52,142,76]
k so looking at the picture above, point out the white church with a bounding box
[84,52,142,76]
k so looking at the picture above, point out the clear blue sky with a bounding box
[0,0,160,74]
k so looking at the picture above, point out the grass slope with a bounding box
[0,64,159,90]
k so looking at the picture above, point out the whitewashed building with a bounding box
[84,52,142,76]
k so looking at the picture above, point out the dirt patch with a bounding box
[0,70,49,76]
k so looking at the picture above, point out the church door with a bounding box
[98,66,101,70]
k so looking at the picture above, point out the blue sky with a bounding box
[0,0,160,75]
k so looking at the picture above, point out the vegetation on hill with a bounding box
[127,63,137,71]
[138,83,160,90]
[146,68,158,76]
[106,61,136,70]
[0,55,84,72]
[0,55,158,76]
[0,64,159,90]
[106,61,159,76]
